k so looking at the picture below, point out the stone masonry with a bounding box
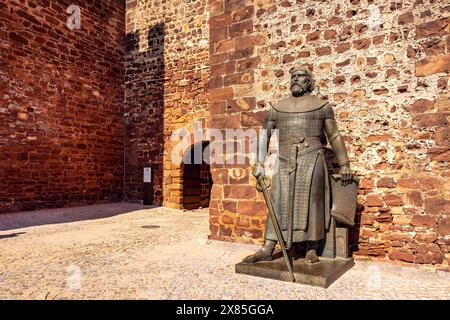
[207,0,450,270]
[0,0,449,271]
[0,0,125,213]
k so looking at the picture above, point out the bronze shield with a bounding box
[330,174,359,226]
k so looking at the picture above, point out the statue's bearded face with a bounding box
[290,71,310,96]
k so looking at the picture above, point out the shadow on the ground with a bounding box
[0,232,26,239]
[0,202,159,231]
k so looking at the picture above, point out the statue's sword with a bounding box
[257,175,296,282]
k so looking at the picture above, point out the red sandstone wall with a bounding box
[0,0,125,213]
[208,0,450,270]
[2,0,448,271]
[124,0,210,207]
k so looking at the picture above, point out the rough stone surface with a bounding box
[208,0,450,271]
[0,0,125,213]
[0,203,449,299]
[124,0,210,208]
[0,0,449,272]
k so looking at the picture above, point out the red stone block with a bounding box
[416,54,450,76]
[328,17,343,26]
[219,224,233,237]
[210,52,230,65]
[210,114,241,129]
[241,110,265,127]
[359,178,374,189]
[353,242,387,257]
[377,177,397,188]
[398,176,420,189]
[332,75,345,85]
[398,11,414,25]
[353,38,370,50]
[236,56,261,72]
[238,200,267,216]
[416,18,450,39]
[210,13,232,30]
[9,32,29,45]
[383,194,403,206]
[407,191,423,207]
[416,252,444,264]
[324,30,337,40]
[335,42,350,53]
[407,99,435,114]
[428,147,450,162]
[225,0,250,13]
[339,25,352,40]
[210,27,228,42]
[306,31,320,42]
[316,46,332,56]
[215,39,235,54]
[355,23,368,34]
[297,51,310,58]
[222,214,236,224]
[422,38,446,56]
[437,218,450,234]
[412,112,449,128]
[224,184,255,199]
[210,0,224,17]
[231,5,254,23]
[336,59,350,67]
[435,127,450,146]
[425,198,450,216]
[229,20,253,38]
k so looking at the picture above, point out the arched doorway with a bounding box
[182,141,212,210]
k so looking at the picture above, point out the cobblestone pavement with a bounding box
[0,203,449,300]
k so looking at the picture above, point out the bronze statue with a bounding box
[243,67,353,265]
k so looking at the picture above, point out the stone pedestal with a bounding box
[236,217,354,288]
[235,256,354,288]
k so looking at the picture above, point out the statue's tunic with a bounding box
[264,94,335,247]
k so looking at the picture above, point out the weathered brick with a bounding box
[412,112,449,128]
[366,194,383,207]
[210,13,232,29]
[353,38,371,50]
[238,200,267,216]
[316,46,332,56]
[388,250,415,263]
[306,31,320,42]
[2,0,125,213]
[377,178,397,188]
[416,18,450,39]
[407,191,423,206]
[335,42,350,53]
[398,11,414,25]
[209,87,234,102]
[416,54,450,76]
[407,99,435,114]
[425,198,450,215]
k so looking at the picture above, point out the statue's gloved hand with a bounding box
[339,165,353,186]
[252,162,265,178]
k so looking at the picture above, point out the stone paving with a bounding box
[0,203,449,300]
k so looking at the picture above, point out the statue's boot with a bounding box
[305,241,320,264]
[242,240,276,263]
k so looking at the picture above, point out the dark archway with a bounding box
[182,141,212,210]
